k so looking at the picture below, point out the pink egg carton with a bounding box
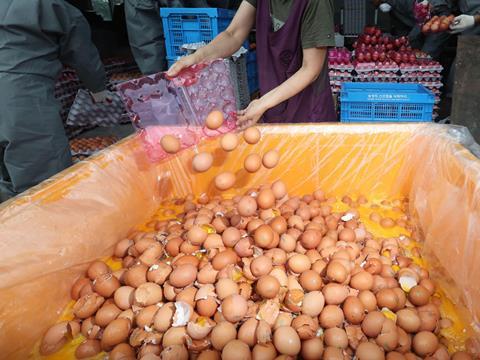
[117,59,237,162]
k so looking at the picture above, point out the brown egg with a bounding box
[302,291,325,317]
[222,294,248,322]
[322,283,349,305]
[206,110,224,129]
[358,290,377,312]
[136,305,160,328]
[92,274,119,299]
[87,261,111,280]
[380,217,396,228]
[153,303,175,332]
[361,311,385,337]
[169,264,198,288]
[350,271,374,291]
[187,225,208,246]
[257,275,280,299]
[408,286,430,306]
[343,296,366,324]
[252,342,277,360]
[291,315,318,340]
[271,180,287,199]
[288,254,311,273]
[161,135,181,154]
[211,321,237,350]
[324,327,348,349]
[254,225,275,248]
[301,338,324,360]
[75,339,102,359]
[212,249,238,270]
[356,342,384,360]
[299,270,322,291]
[124,264,148,288]
[451,352,474,360]
[257,189,275,210]
[238,318,259,346]
[113,286,135,310]
[216,278,239,300]
[160,344,188,360]
[101,318,131,349]
[109,343,136,360]
[262,150,280,169]
[250,256,272,277]
[73,294,105,319]
[413,331,439,357]
[319,305,344,328]
[221,133,239,151]
[39,322,70,355]
[339,228,356,242]
[134,282,163,306]
[244,127,261,144]
[222,340,251,360]
[71,278,93,300]
[238,196,258,217]
[397,308,421,333]
[273,326,301,356]
[244,154,262,173]
[192,152,213,172]
[215,172,236,191]
[300,229,321,250]
[162,327,187,347]
[323,346,344,359]
[198,350,221,360]
[95,303,122,327]
[326,261,348,283]
[376,288,399,310]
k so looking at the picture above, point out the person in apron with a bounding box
[167,0,337,126]
[0,0,107,202]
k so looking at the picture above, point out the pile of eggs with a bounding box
[39,186,476,360]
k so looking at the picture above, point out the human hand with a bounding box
[90,90,113,104]
[236,99,268,130]
[450,14,475,34]
[166,54,199,77]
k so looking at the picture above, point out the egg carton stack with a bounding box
[328,48,354,94]
[354,62,400,83]
[399,60,443,119]
[70,136,119,163]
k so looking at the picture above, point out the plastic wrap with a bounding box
[0,123,480,359]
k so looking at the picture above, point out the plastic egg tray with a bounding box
[117,60,237,162]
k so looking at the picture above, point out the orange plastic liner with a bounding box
[0,123,479,359]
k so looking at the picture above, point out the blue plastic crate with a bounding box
[340,83,434,122]
[247,50,258,93]
[160,8,235,59]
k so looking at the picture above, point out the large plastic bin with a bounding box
[340,82,435,122]
[1,124,480,358]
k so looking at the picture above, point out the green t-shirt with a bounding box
[245,0,335,48]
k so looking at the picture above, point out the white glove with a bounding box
[90,90,113,104]
[450,14,476,34]
[379,3,392,12]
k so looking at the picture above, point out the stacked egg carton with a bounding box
[328,48,354,94]
[70,136,119,163]
[399,60,443,119]
[354,62,400,83]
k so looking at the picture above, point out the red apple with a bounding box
[379,53,386,62]
[365,52,372,62]
[372,51,379,61]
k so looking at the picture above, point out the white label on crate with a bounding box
[367,94,408,100]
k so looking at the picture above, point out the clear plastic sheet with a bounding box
[0,123,479,359]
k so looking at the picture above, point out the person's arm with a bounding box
[57,3,106,93]
[237,47,328,129]
[167,0,255,76]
